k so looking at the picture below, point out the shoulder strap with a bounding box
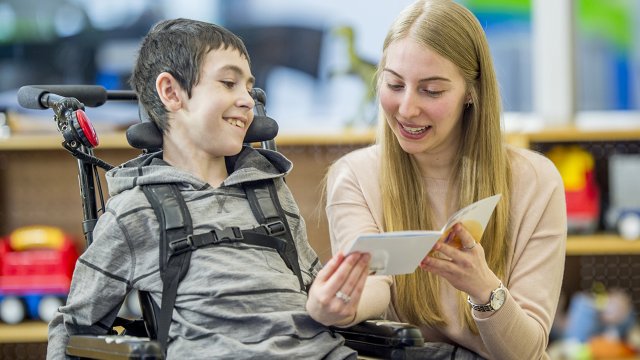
[140,179,304,353]
[244,179,305,291]
[142,183,192,352]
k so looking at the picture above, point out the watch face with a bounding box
[491,288,506,310]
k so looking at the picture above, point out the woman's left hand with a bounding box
[306,251,371,326]
[419,223,500,303]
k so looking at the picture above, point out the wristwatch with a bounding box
[467,282,506,312]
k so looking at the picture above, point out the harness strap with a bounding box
[168,227,292,271]
[244,180,305,291]
[140,179,302,355]
[168,227,243,255]
[142,184,192,353]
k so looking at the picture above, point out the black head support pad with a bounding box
[126,88,278,151]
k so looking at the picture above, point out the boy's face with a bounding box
[176,47,255,158]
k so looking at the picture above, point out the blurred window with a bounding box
[576,0,639,111]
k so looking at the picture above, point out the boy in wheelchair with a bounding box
[47,18,371,359]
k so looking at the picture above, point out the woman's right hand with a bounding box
[306,252,370,326]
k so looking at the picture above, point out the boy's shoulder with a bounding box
[224,146,292,186]
[104,185,150,214]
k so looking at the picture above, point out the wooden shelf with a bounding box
[0,132,130,150]
[505,126,640,148]
[0,321,48,343]
[524,126,640,143]
[0,129,378,150]
[566,234,640,255]
[3,125,640,150]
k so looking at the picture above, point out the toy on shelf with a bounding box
[0,226,79,324]
[606,154,640,240]
[549,283,638,359]
[546,145,601,234]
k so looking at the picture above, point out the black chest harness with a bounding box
[137,179,306,352]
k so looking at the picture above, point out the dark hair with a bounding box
[129,18,250,131]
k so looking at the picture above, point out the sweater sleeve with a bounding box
[326,151,392,325]
[47,210,133,359]
[475,151,567,360]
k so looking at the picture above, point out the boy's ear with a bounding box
[156,72,183,111]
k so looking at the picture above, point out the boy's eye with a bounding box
[221,81,236,89]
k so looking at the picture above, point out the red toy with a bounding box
[547,145,601,233]
[0,226,79,324]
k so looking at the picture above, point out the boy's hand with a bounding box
[306,252,370,326]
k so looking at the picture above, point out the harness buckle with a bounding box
[168,234,195,255]
[214,226,243,242]
[261,221,286,236]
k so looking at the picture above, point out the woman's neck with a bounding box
[413,143,459,180]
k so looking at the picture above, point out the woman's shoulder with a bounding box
[328,145,380,187]
[508,145,561,179]
[332,145,380,169]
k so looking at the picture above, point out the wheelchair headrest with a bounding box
[125,115,279,151]
[126,88,278,151]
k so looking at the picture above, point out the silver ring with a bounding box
[462,241,477,250]
[335,290,351,304]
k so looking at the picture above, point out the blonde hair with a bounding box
[377,0,512,333]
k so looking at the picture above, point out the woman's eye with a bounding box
[386,83,404,91]
[424,89,444,97]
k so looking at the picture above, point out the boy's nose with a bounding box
[236,90,255,110]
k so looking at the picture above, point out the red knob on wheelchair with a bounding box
[70,109,99,148]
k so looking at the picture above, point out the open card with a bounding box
[343,194,502,275]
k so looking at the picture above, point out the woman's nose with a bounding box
[397,91,420,119]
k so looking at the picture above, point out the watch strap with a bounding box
[467,282,504,312]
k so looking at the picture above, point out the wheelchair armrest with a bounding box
[66,334,164,360]
[332,320,425,359]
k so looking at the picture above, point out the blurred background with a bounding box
[0,0,638,132]
[1,1,640,359]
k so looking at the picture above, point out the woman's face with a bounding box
[379,37,468,157]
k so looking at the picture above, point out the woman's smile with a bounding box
[397,120,432,139]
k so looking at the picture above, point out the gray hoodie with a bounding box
[47,146,356,359]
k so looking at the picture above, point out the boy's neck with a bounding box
[162,141,229,188]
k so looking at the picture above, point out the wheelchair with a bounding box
[17,85,425,360]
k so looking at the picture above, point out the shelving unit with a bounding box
[1,124,639,345]
[1,126,639,255]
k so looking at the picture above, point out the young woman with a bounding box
[326,1,567,359]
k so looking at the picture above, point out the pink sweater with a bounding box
[326,144,566,360]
